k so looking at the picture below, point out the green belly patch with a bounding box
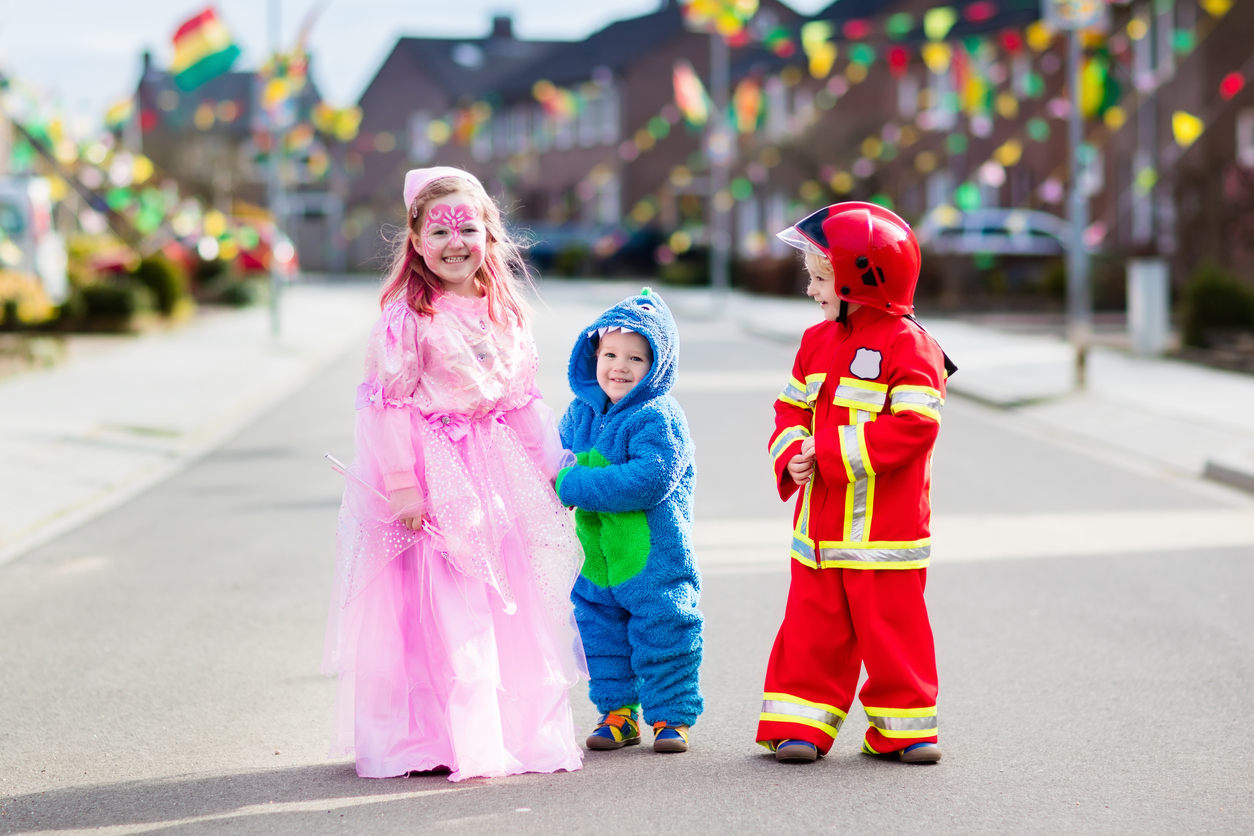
[574,449,651,588]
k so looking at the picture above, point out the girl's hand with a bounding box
[388,486,425,526]
[800,436,816,459]
[787,453,813,485]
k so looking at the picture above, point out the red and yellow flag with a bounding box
[171,7,241,91]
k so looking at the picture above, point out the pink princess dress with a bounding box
[322,292,586,782]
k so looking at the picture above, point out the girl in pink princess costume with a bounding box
[322,166,586,782]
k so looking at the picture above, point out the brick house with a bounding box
[133,52,342,269]
[341,1,803,273]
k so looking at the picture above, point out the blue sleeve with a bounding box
[557,405,692,513]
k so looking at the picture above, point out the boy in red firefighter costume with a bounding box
[756,202,954,765]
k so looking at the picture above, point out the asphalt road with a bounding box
[2,283,1252,835]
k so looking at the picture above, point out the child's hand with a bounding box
[788,437,817,485]
[787,453,813,485]
[388,486,426,529]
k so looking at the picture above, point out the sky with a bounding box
[0,0,825,125]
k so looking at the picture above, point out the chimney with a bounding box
[491,15,513,40]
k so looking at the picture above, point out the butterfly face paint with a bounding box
[413,193,486,296]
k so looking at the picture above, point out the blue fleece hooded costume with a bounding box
[556,289,704,727]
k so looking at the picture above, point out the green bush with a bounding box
[201,275,265,307]
[80,278,154,331]
[554,245,591,278]
[1182,262,1254,347]
[130,255,187,315]
[82,283,139,318]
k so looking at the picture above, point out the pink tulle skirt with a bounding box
[323,401,585,781]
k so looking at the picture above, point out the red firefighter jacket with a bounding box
[769,306,946,570]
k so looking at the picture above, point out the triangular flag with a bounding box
[1200,0,1233,17]
[924,7,958,41]
[922,42,953,75]
[1172,110,1203,147]
[672,59,710,126]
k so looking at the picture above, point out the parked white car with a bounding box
[914,206,1068,257]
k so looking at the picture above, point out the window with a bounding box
[600,83,620,145]
[897,72,918,120]
[578,94,599,148]
[1238,108,1254,168]
[765,76,787,142]
[409,111,433,162]
[927,169,953,211]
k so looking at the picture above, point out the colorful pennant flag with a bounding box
[672,59,710,127]
[922,42,953,75]
[171,7,241,91]
[680,0,759,38]
[104,97,135,130]
[732,76,763,133]
[1172,110,1203,148]
[924,7,958,41]
[801,22,837,79]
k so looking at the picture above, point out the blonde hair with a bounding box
[379,176,531,324]
[804,250,835,280]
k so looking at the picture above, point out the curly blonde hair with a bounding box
[804,250,835,281]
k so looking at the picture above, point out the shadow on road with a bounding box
[0,762,478,835]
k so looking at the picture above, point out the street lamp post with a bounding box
[266,0,284,338]
[1065,26,1091,388]
[708,32,732,303]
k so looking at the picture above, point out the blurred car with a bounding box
[914,206,1068,256]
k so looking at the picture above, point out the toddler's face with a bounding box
[596,330,653,404]
[805,254,861,322]
[410,192,486,294]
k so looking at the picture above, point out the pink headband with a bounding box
[403,167,483,211]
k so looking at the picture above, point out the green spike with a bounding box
[641,286,652,296]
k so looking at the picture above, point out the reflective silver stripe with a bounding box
[791,536,815,562]
[840,424,869,480]
[866,714,938,732]
[817,544,931,565]
[855,409,873,424]
[834,385,887,408]
[770,426,810,459]
[798,480,812,538]
[850,477,869,541]
[805,379,824,403]
[762,700,845,732]
[891,390,944,413]
[780,381,807,404]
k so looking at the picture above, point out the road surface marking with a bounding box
[695,509,1254,573]
[19,786,476,836]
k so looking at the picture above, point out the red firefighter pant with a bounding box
[756,561,938,755]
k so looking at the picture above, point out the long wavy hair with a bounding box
[379,176,531,324]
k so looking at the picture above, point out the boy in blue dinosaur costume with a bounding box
[556,288,703,754]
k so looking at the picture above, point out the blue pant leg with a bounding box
[572,575,640,714]
[615,561,704,727]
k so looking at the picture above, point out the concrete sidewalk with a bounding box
[540,279,1254,490]
[0,280,381,566]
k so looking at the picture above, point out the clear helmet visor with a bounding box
[775,225,826,258]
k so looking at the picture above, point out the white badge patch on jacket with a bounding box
[850,347,883,380]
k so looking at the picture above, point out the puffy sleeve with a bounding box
[357,303,424,494]
[503,397,573,482]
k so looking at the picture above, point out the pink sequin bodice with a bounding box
[362,294,537,419]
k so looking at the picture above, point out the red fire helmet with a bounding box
[777,202,922,315]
